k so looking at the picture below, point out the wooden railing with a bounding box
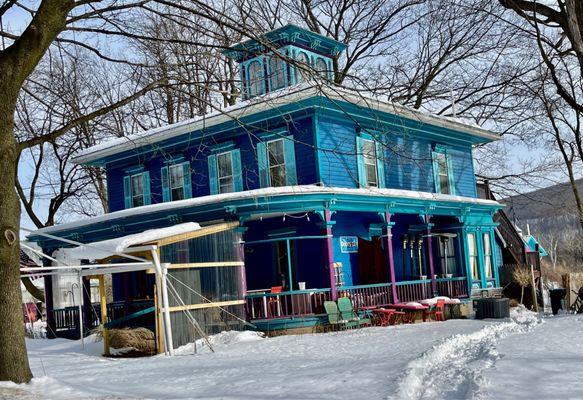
[436,277,468,298]
[395,280,433,302]
[245,289,331,320]
[337,283,393,308]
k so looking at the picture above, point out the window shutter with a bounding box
[232,149,243,192]
[182,162,192,199]
[142,171,151,205]
[123,176,132,209]
[283,135,297,185]
[208,154,218,195]
[446,155,455,195]
[375,141,386,188]
[257,141,269,187]
[161,166,170,202]
[356,137,366,188]
[431,151,441,193]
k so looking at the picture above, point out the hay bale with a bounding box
[509,298,519,307]
[108,327,156,355]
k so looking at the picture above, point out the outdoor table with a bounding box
[419,298,461,319]
[371,308,405,326]
[386,303,429,323]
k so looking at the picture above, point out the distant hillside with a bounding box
[502,178,583,239]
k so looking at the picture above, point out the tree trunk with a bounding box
[0,97,32,383]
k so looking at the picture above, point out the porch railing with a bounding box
[337,283,393,308]
[436,277,468,298]
[395,280,433,302]
[245,288,331,320]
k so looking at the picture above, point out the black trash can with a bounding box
[474,297,510,319]
[549,288,567,315]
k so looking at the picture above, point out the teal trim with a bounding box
[208,141,235,154]
[338,282,391,290]
[207,154,218,195]
[476,230,487,289]
[161,166,170,202]
[375,141,386,188]
[142,171,151,205]
[313,112,321,182]
[432,149,455,195]
[104,306,155,329]
[356,136,366,187]
[286,239,293,291]
[245,288,331,299]
[244,235,331,245]
[395,279,432,286]
[162,155,185,165]
[123,165,144,174]
[283,135,297,185]
[182,161,192,199]
[232,149,243,192]
[432,151,441,193]
[123,176,131,209]
[257,141,268,187]
[447,155,456,195]
[249,316,326,331]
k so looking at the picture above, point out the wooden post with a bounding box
[98,275,110,356]
[530,264,539,312]
[154,283,164,354]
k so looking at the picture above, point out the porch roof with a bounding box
[27,185,501,249]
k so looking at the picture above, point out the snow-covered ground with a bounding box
[2,308,580,400]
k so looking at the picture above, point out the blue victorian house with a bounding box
[30,25,502,334]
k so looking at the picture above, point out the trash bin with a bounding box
[549,288,567,315]
[473,297,510,319]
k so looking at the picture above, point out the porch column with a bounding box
[425,215,437,296]
[43,258,56,338]
[324,210,338,301]
[384,212,399,303]
[235,226,248,295]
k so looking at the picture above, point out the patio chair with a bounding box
[324,301,358,330]
[424,298,446,322]
[267,286,283,318]
[337,297,371,327]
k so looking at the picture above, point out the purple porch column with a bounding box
[324,210,338,301]
[384,212,399,303]
[425,215,437,296]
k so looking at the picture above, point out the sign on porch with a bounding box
[340,236,359,253]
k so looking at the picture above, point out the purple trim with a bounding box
[324,210,338,301]
[425,215,437,295]
[384,212,399,303]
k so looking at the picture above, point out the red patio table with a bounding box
[385,303,429,323]
[372,308,405,326]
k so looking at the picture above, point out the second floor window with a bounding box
[432,149,454,195]
[356,136,385,188]
[123,171,151,209]
[268,139,286,187]
[295,52,310,83]
[217,151,235,194]
[161,161,192,202]
[257,135,297,188]
[169,164,185,201]
[131,174,144,207]
[315,57,328,79]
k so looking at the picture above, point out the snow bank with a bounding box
[59,222,200,260]
[419,296,461,306]
[174,330,265,355]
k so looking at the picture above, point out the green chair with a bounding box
[324,301,359,330]
[337,297,371,328]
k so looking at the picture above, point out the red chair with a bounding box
[267,286,283,318]
[425,299,446,322]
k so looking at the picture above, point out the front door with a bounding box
[358,237,388,285]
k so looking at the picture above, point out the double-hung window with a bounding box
[295,52,310,83]
[123,170,151,209]
[467,233,479,281]
[208,148,242,195]
[438,236,457,276]
[356,136,385,188]
[257,135,297,188]
[315,57,328,79]
[217,151,235,194]
[161,161,192,202]
[268,139,287,187]
[248,60,264,97]
[483,233,493,279]
[432,147,455,195]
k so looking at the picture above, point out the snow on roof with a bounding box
[57,222,200,261]
[30,185,500,238]
[72,84,499,165]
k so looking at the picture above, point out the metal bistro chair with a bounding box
[569,287,583,314]
[267,286,283,318]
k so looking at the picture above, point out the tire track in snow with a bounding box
[390,308,541,400]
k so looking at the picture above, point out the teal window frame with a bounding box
[161,161,192,202]
[123,171,151,209]
[208,149,243,195]
[466,232,479,282]
[482,232,494,279]
[295,51,311,83]
[268,53,288,91]
[257,135,297,188]
[356,135,386,188]
[432,147,455,195]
